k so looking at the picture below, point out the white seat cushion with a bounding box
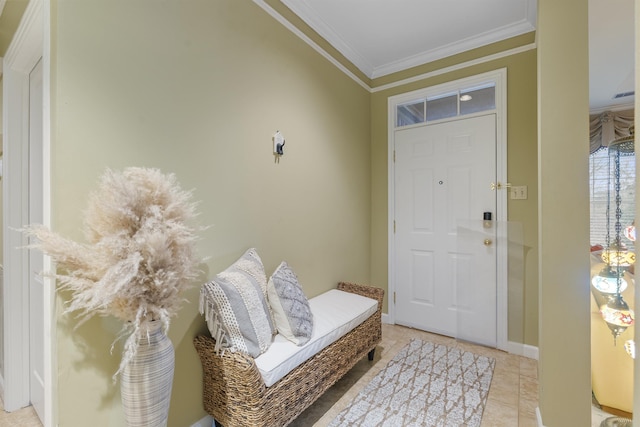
[254,289,378,387]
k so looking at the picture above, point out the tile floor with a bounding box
[0,396,41,426]
[0,323,624,426]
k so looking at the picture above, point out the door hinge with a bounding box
[393,150,396,163]
[393,291,396,304]
[393,220,396,233]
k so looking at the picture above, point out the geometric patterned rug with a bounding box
[329,339,495,427]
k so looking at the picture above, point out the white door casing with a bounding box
[28,57,45,422]
[394,115,497,346]
[3,0,52,425]
[387,69,508,351]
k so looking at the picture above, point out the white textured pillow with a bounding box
[199,248,275,357]
[267,261,313,346]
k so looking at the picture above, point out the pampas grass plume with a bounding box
[24,167,202,376]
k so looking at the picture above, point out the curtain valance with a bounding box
[590,109,634,154]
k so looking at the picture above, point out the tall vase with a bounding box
[121,321,175,427]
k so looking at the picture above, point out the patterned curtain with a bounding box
[589,109,634,154]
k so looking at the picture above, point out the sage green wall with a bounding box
[53,1,371,425]
[0,0,28,56]
[370,48,539,347]
[537,0,591,425]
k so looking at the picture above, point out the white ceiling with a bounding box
[589,0,635,112]
[281,0,635,112]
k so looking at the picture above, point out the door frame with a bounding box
[387,68,509,351]
[2,0,53,424]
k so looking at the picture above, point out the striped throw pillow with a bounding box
[199,248,275,357]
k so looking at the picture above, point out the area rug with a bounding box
[329,338,495,427]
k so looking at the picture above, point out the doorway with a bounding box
[388,69,508,350]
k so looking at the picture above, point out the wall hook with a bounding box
[273,131,285,157]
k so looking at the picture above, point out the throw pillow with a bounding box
[267,261,314,346]
[199,248,275,357]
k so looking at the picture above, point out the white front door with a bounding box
[28,57,45,423]
[394,114,497,347]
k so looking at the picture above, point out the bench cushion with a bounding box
[255,289,378,387]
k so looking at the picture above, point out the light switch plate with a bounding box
[511,186,528,200]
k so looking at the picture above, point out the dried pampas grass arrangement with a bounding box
[24,167,202,376]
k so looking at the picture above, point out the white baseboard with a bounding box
[536,407,545,426]
[506,341,539,360]
[191,415,214,427]
[383,316,539,360]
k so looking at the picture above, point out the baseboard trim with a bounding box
[536,407,545,427]
[191,415,213,427]
[382,317,539,360]
[506,341,539,359]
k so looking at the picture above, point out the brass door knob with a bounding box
[484,239,492,246]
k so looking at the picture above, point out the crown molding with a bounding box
[252,0,370,91]
[371,20,535,79]
[372,43,536,93]
[280,0,536,80]
[254,1,537,94]
[281,0,374,77]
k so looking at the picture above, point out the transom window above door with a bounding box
[396,82,496,128]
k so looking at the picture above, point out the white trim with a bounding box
[536,407,545,427]
[2,2,52,427]
[279,0,536,79]
[372,43,535,93]
[387,68,510,352]
[371,20,534,78]
[251,0,370,91]
[387,98,396,324]
[495,70,509,352]
[506,341,539,360]
[41,1,53,425]
[191,414,214,427]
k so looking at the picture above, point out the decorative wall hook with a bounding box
[273,131,285,156]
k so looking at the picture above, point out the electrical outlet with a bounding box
[511,186,528,200]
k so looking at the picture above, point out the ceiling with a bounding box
[280,0,635,112]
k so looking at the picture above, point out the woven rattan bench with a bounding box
[193,282,384,427]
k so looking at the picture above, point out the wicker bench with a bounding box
[193,282,384,427]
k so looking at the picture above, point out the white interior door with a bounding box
[394,114,497,347]
[28,57,45,423]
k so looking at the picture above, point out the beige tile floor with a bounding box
[0,323,620,426]
[0,396,41,426]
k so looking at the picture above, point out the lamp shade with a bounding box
[591,267,628,294]
[601,245,636,269]
[600,294,635,343]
